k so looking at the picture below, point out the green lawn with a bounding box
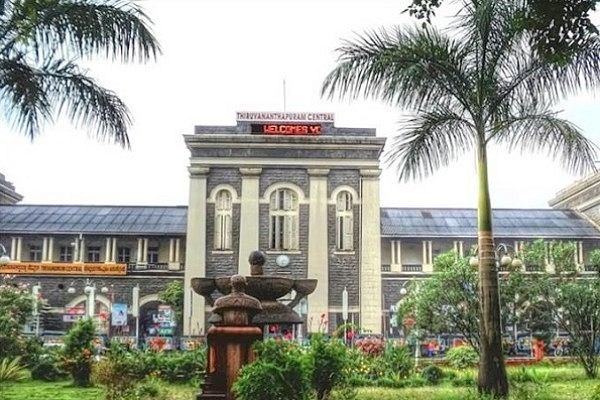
[1,368,598,400]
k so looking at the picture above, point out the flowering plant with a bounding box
[0,275,36,359]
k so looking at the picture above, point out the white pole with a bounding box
[342,287,348,344]
[132,285,140,347]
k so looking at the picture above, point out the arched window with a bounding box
[214,190,232,250]
[336,191,353,251]
[269,188,298,250]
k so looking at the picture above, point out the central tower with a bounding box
[183,111,385,336]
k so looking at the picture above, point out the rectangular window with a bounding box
[59,246,73,262]
[215,214,232,250]
[29,245,42,261]
[147,246,159,263]
[87,246,101,262]
[117,247,131,263]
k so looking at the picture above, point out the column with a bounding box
[238,168,261,276]
[169,238,175,262]
[422,241,433,273]
[11,237,21,261]
[168,238,181,270]
[105,238,112,262]
[42,237,48,262]
[111,238,117,262]
[47,237,54,262]
[175,238,181,262]
[391,240,402,272]
[307,169,329,332]
[142,239,148,263]
[183,166,209,336]
[137,238,143,263]
[79,237,85,262]
[359,169,382,334]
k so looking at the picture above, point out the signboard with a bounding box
[111,303,128,326]
[251,123,321,135]
[236,111,334,123]
[63,306,86,322]
[0,262,127,275]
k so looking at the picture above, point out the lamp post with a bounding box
[400,279,421,368]
[0,243,11,265]
[67,279,109,320]
[342,286,348,345]
[32,283,42,336]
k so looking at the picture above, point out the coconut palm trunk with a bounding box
[476,142,508,395]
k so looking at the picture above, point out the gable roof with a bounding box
[0,205,187,236]
[381,208,600,239]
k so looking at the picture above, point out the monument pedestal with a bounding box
[198,326,263,400]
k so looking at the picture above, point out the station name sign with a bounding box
[0,262,127,275]
[236,111,334,123]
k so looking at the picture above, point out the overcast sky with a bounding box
[0,0,598,209]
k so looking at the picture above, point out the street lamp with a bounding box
[67,279,109,319]
[0,243,11,265]
[400,279,421,368]
[469,243,523,270]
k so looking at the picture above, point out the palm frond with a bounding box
[11,0,160,63]
[43,58,132,147]
[0,54,52,139]
[492,111,599,175]
[321,25,474,113]
[384,108,475,182]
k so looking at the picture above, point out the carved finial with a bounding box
[248,250,266,275]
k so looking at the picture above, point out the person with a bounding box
[427,341,436,357]
[282,329,293,341]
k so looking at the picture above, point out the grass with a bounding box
[0,366,597,400]
[0,380,196,400]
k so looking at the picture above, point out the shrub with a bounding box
[309,334,348,400]
[445,345,478,370]
[61,318,96,387]
[382,342,412,378]
[93,343,141,400]
[232,339,311,400]
[420,364,443,385]
[0,357,27,383]
[31,352,69,381]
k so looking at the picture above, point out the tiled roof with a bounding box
[0,205,187,236]
[381,208,600,239]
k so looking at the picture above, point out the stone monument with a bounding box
[198,274,263,400]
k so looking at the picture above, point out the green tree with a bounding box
[398,252,480,350]
[0,0,160,147]
[405,0,599,63]
[158,280,184,335]
[524,241,600,378]
[322,2,600,395]
[0,276,37,360]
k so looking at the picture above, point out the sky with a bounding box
[0,0,599,209]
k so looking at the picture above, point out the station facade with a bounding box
[2,111,600,343]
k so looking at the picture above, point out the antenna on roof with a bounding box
[283,79,287,112]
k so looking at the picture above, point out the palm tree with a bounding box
[0,0,160,148]
[322,0,600,396]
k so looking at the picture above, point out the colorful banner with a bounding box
[0,262,127,275]
[111,303,128,326]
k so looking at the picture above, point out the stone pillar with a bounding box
[79,237,85,262]
[47,237,54,262]
[422,240,433,273]
[137,238,143,264]
[307,168,329,332]
[238,168,261,277]
[105,238,111,262]
[111,238,117,262]
[359,169,382,334]
[184,166,209,336]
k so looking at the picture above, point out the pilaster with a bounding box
[184,166,210,336]
[359,169,382,334]
[238,168,262,276]
[307,168,329,332]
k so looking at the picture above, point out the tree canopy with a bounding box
[0,0,161,147]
